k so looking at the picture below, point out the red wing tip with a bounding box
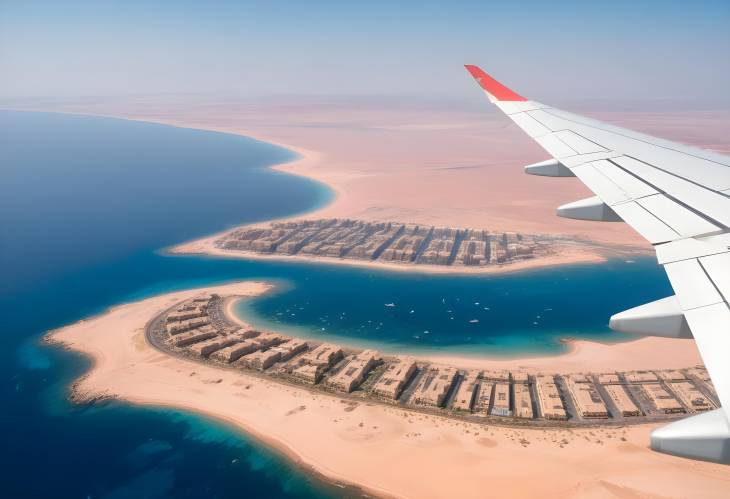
[463,64,527,102]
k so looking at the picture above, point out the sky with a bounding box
[2,1,730,106]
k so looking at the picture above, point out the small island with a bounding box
[174,218,614,273]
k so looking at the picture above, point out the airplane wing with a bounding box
[465,65,730,464]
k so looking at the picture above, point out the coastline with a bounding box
[10,108,655,276]
[8,106,653,252]
[47,282,730,499]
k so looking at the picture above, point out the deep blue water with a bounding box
[1,111,343,499]
[0,111,673,498]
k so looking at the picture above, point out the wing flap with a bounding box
[534,134,578,158]
[510,112,551,137]
[700,253,730,302]
[554,131,607,154]
[572,163,633,205]
[613,157,730,227]
[591,160,657,199]
[655,234,730,264]
[664,259,724,310]
[636,195,722,238]
[611,202,680,244]
[683,303,730,417]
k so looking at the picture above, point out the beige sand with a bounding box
[422,335,704,373]
[48,282,730,499]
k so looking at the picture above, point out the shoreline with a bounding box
[46,281,730,499]
[11,107,652,276]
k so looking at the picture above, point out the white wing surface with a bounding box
[465,65,730,464]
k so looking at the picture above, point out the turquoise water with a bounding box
[235,257,669,357]
[0,110,672,498]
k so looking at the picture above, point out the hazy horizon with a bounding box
[2,1,730,108]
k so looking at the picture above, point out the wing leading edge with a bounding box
[465,65,730,464]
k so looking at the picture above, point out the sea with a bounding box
[0,110,673,498]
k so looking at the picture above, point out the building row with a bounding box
[216,218,544,267]
[160,298,717,423]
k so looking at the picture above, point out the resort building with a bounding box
[534,375,567,420]
[298,343,344,369]
[597,373,620,384]
[191,295,212,303]
[603,384,641,417]
[642,383,685,414]
[210,339,259,363]
[624,371,659,383]
[167,316,210,335]
[482,370,510,382]
[241,349,282,371]
[371,357,417,400]
[166,307,208,323]
[325,349,380,393]
[251,332,287,349]
[453,229,489,266]
[490,382,511,417]
[269,338,308,361]
[686,367,711,382]
[172,328,217,347]
[291,363,325,384]
[188,335,240,357]
[685,367,717,399]
[451,370,480,411]
[657,370,688,382]
[565,375,609,419]
[668,382,715,413]
[513,383,533,419]
[238,329,261,340]
[379,225,430,263]
[474,381,494,415]
[409,366,458,408]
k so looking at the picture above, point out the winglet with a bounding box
[464,65,527,102]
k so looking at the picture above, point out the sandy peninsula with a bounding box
[47,282,730,499]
